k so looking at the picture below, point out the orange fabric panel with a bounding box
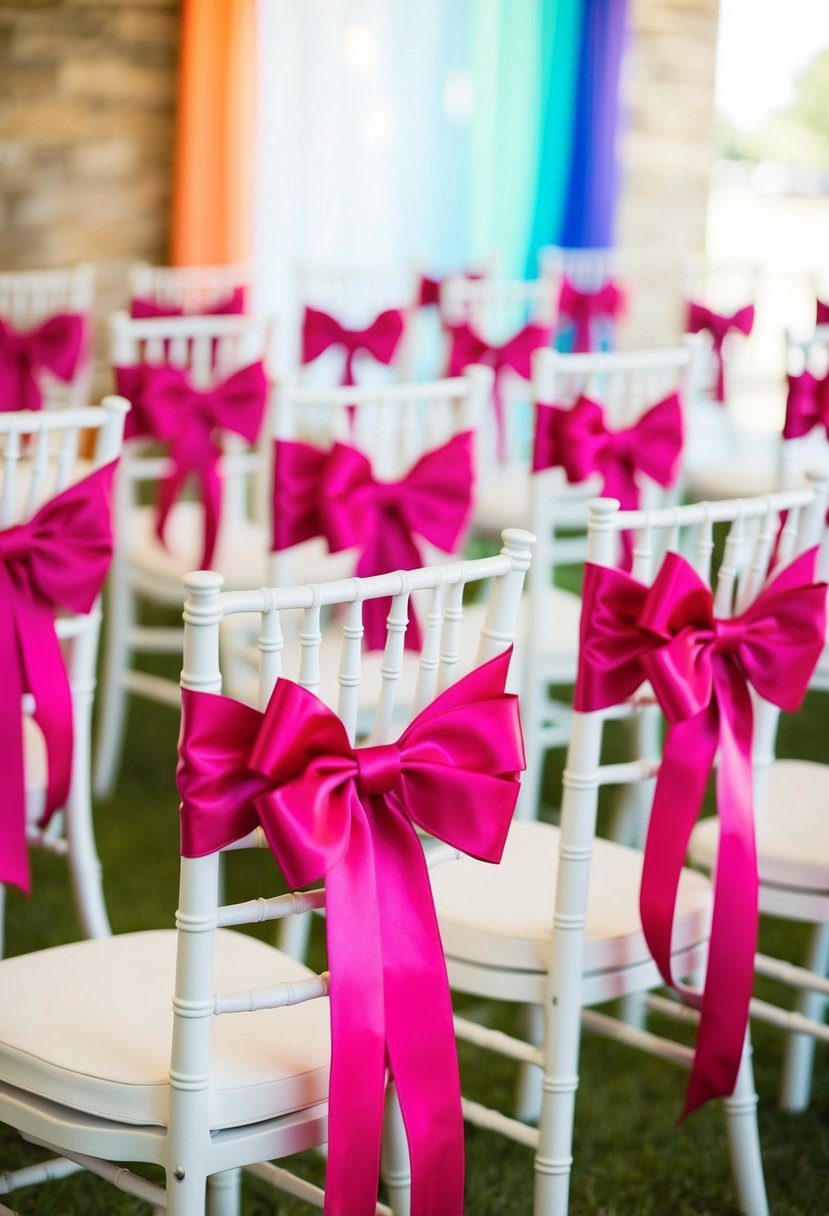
[171,0,256,266]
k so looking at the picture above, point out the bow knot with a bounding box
[356,742,401,797]
[178,649,524,1216]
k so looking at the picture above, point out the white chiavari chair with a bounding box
[93,311,275,797]
[128,261,253,316]
[539,245,622,352]
[0,264,95,410]
[431,480,829,1216]
[0,396,129,956]
[0,528,533,1216]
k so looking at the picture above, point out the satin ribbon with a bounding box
[177,647,525,1216]
[130,285,246,320]
[0,461,117,893]
[574,548,826,1115]
[446,319,552,462]
[557,277,625,353]
[0,313,87,412]
[417,271,484,309]
[301,306,406,386]
[117,361,268,569]
[532,392,683,569]
[686,300,754,402]
[783,368,829,440]
[272,431,474,650]
[816,298,829,326]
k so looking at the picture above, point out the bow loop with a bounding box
[301,306,405,386]
[178,648,524,1216]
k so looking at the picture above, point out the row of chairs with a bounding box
[0,390,828,1214]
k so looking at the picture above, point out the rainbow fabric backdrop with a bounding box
[174,0,629,286]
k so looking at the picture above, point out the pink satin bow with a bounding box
[574,548,826,1116]
[418,270,484,309]
[272,432,474,650]
[686,301,755,402]
[301,306,406,387]
[558,277,625,353]
[0,313,87,412]
[816,298,829,326]
[0,461,117,894]
[130,285,246,320]
[532,393,683,570]
[784,369,829,440]
[446,319,552,462]
[177,647,525,1216]
[117,361,268,569]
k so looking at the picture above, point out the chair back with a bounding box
[111,310,275,531]
[529,341,696,585]
[0,264,95,409]
[539,244,617,294]
[129,261,252,314]
[294,260,419,382]
[172,530,534,1183]
[270,365,492,584]
[440,274,557,345]
[780,324,829,488]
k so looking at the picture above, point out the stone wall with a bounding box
[0,0,180,379]
[615,0,721,347]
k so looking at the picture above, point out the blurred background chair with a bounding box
[0,264,96,411]
[128,260,253,318]
[94,310,275,798]
[0,395,128,956]
[539,244,625,353]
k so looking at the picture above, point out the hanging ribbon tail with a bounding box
[369,796,465,1216]
[712,341,726,403]
[153,454,191,561]
[0,580,31,893]
[324,817,388,1216]
[18,600,75,827]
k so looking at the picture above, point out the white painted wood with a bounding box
[129,262,253,314]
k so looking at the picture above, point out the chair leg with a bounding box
[723,1031,769,1216]
[206,1169,241,1216]
[515,1003,544,1122]
[94,564,133,798]
[534,987,583,1214]
[66,669,111,938]
[165,1166,207,1216]
[780,921,829,1112]
[381,1083,411,1216]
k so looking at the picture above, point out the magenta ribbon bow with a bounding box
[301,306,406,387]
[272,431,474,650]
[558,277,625,353]
[177,647,525,1216]
[574,548,826,1116]
[816,298,829,326]
[0,313,87,413]
[0,461,117,894]
[783,368,829,440]
[130,285,246,320]
[117,361,268,569]
[686,300,755,402]
[446,319,552,462]
[532,393,683,570]
[417,270,484,309]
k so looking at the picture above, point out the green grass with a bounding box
[2,619,829,1214]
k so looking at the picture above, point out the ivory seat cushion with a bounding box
[0,930,330,1131]
[689,759,829,892]
[432,820,712,976]
[125,502,354,590]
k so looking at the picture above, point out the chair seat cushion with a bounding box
[689,759,829,892]
[0,930,330,1131]
[431,820,712,976]
[125,502,354,592]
